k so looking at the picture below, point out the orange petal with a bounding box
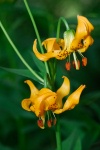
[38,88,53,95]
[42,38,62,52]
[79,36,94,53]
[44,93,57,111]
[24,80,39,100]
[77,16,94,33]
[33,39,61,61]
[33,90,57,117]
[54,85,85,114]
[71,15,94,50]
[21,99,32,111]
[56,76,70,108]
[63,84,86,110]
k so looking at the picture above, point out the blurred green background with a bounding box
[0,0,100,150]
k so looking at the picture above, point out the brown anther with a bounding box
[53,118,57,125]
[47,119,52,128]
[65,62,71,71]
[37,119,44,129]
[82,57,87,66]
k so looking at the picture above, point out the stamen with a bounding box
[37,118,44,129]
[77,51,87,66]
[53,118,57,125]
[47,119,53,127]
[73,52,80,70]
[52,112,56,118]
[77,50,84,58]
[72,60,80,70]
[47,111,52,128]
[52,112,57,125]
[82,57,87,66]
[65,62,71,71]
[65,55,71,71]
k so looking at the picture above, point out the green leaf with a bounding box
[0,144,12,150]
[0,67,43,84]
[62,130,82,150]
[31,52,46,75]
[74,138,82,150]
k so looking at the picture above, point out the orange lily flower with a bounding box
[33,15,94,70]
[21,76,85,129]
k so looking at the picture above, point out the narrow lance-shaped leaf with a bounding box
[0,67,43,84]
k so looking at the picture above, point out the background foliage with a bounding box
[0,0,100,150]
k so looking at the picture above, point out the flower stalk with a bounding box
[23,0,50,77]
[0,21,44,83]
[56,17,70,42]
[56,116,62,150]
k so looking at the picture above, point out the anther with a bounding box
[47,119,53,128]
[82,57,87,66]
[37,119,44,129]
[65,62,71,71]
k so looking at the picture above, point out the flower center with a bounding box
[47,111,57,128]
[65,50,87,70]
[37,111,57,129]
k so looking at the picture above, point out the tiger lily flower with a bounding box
[21,76,85,129]
[33,15,94,70]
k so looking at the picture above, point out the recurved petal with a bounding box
[56,76,70,108]
[42,38,61,52]
[24,80,39,99]
[33,39,61,61]
[77,16,94,33]
[53,108,63,114]
[63,84,86,110]
[71,16,94,50]
[57,76,70,98]
[34,91,56,117]
[21,99,32,111]
[54,85,85,114]
[79,36,94,53]
[76,15,94,38]
[38,88,53,95]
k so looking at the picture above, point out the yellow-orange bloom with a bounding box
[33,15,94,70]
[21,76,85,129]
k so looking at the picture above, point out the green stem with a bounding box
[56,17,70,41]
[0,21,44,83]
[23,0,50,77]
[54,17,70,82]
[56,116,62,150]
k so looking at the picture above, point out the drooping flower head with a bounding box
[21,76,85,129]
[33,15,94,70]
